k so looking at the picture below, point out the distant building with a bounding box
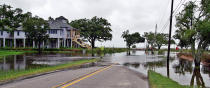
[0,16,90,49]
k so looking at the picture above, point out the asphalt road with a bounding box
[0,65,148,88]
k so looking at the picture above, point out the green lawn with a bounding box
[0,59,99,82]
[148,70,191,88]
[0,51,25,58]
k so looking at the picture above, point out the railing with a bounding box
[72,35,91,49]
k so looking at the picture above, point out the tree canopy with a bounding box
[23,16,49,53]
[155,33,169,50]
[144,32,156,48]
[70,16,112,48]
[144,32,174,50]
[175,0,210,66]
[0,4,27,33]
[122,30,145,49]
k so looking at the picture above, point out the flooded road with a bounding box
[0,51,149,88]
[1,51,210,87]
[104,51,210,87]
[0,52,98,71]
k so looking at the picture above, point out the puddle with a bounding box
[0,52,101,71]
[104,51,210,87]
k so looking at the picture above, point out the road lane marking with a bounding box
[61,65,112,88]
[52,65,112,88]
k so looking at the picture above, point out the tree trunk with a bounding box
[91,39,95,48]
[190,67,205,87]
[128,46,131,55]
[194,49,202,67]
[158,46,161,50]
[91,39,95,57]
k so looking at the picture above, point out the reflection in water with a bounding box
[202,66,210,77]
[173,59,193,75]
[144,61,165,71]
[0,52,99,71]
[123,62,140,68]
[108,51,210,87]
[0,55,27,71]
[132,50,136,55]
[190,67,205,88]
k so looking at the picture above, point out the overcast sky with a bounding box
[0,0,198,48]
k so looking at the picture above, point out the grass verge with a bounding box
[0,51,25,59]
[0,59,99,82]
[148,70,190,88]
[0,50,36,60]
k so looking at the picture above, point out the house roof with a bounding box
[48,16,75,30]
[4,16,77,31]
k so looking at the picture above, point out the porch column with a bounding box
[42,41,45,48]
[64,38,66,48]
[47,39,49,48]
[2,38,5,47]
[33,41,35,48]
[57,38,60,48]
[67,39,69,47]
[71,39,72,48]
[14,38,16,48]
[23,39,25,48]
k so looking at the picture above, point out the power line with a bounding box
[159,0,187,33]
[158,0,171,28]
[173,0,184,14]
[174,0,187,15]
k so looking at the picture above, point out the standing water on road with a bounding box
[0,52,98,71]
[1,51,210,87]
[103,51,210,87]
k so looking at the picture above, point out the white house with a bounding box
[0,16,88,48]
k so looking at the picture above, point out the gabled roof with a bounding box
[3,16,77,31]
[48,16,74,29]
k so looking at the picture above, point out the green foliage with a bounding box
[196,20,210,45]
[155,33,169,49]
[132,45,136,48]
[173,29,191,49]
[86,48,127,54]
[122,30,145,49]
[0,51,24,59]
[144,32,172,50]
[0,4,29,33]
[174,1,197,49]
[70,16,112,48]
[23,16,49,41]
[23,16,49,53]
[175,1,210,65]
[148,70,190,88]
[144,32,156,47]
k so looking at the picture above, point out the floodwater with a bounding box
[104,51,210,87]
[0,52,99,71]
[1,50,210,87]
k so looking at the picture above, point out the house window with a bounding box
[1,31,3,36]
[49,30,57,34]
[17,31,20,36]
[60,30,63,35]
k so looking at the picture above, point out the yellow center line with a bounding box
[61,65,112,88]
[52,65,113,88]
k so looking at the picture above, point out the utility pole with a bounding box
[155,24,157,35]
[167,0,174,78]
